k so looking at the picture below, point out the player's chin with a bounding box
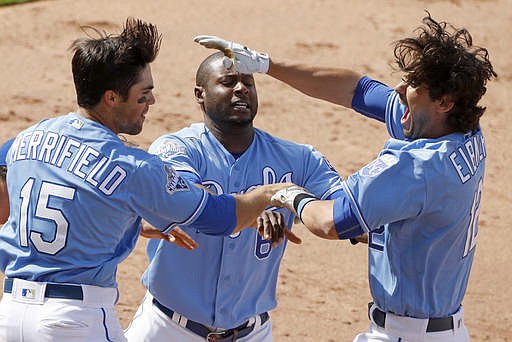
[126,120,145,135]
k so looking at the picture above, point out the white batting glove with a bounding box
[271,186,317,219]
[193,35,270,74]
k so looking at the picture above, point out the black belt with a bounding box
[152,298,269,341]
[369,303,454,333]
[4,278,83,300]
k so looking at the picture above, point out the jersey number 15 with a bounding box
[19,178,76,255]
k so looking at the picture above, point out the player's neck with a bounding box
[210,124,255,154]
[77,106,117,134]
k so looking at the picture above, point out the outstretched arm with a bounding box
[231,182,299,234]
[270,186,339,239]
[270,186,365,241]
[194,35,362,108]
[268,59,362,108]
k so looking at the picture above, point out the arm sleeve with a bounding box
[341,151,425,232]
[351,76,394,123]
[128,158,207,234]
[178,170,202,184]
[299,146,344,200]
[183,193,236,235]
[144,135,237,235]
[333,189,364,239]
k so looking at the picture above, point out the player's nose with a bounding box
[394,81,407,95]
[233,81,249,95]
[147,92,156,105]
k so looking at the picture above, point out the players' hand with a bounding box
[256,210,302,248]
[193,35,270,74]
[270,185,316,216]
[140,224,198,251]
[350,233,368,245]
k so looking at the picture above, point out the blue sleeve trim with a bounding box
[341,182,371,233]
[183,194,236,236]
[160,189,209,235]
[351,76,393,123]
[334,188,364,239]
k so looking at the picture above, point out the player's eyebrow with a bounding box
[141,85,154,91]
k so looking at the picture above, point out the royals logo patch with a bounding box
[360,153,398,177]
[164,165,189,194]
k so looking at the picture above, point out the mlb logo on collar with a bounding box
[69,118,84,129]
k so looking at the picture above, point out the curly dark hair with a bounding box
[0,166,6,178]
[70,17,162,109]
[393,11,497,132]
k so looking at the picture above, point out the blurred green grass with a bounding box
[0,0,37,6]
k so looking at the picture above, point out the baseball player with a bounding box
[196,11,496,342]
[0,139,13,224]
[0,18,294,342]
[124,51,344,341]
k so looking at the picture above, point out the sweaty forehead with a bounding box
[208,56,233,76]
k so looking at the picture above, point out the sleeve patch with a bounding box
[359,154,398,177]
[164,164,190,194]
[156,141,187,159]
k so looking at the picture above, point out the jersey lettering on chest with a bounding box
[202,166,293,195]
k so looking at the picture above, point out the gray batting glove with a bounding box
[270,186,316,217]
[193,35,270,74]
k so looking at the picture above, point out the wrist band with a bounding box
[293,193,317,222]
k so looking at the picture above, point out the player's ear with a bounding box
[438,95,454,114]
[194,86,205,104]
[103,90,119,108]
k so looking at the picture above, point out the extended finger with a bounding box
[284,229,302,244]
[257,216,271,240]
[170,228,199,250]
[193,35,229,50]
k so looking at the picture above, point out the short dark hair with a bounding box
[70,17,162,109]
[196,51,225,87]
[394,12,497,132]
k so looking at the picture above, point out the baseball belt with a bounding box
[152,297,269,341]
[368,302,454,333]
[4,278,83,300]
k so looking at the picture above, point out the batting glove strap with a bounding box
[293,193,317,223]
[271,186,317,221]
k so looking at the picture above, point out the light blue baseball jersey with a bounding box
[344,77,485,318]
[142,123,343,328]
[0,113,237,288]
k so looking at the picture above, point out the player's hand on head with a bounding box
[193,35,270,74]
[257,210,302,248]
[140,224,198,251]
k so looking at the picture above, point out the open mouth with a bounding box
[401,108,411,130]
[232,101,251,112]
